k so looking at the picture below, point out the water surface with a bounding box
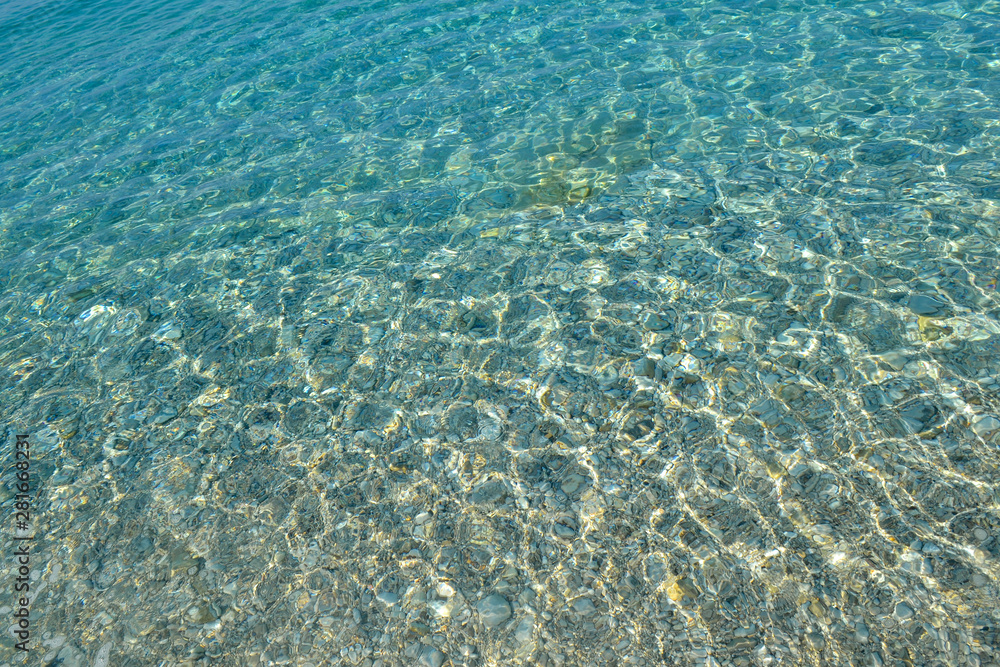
[2,0,1000,665]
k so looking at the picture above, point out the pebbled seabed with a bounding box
[1,0,1000,666]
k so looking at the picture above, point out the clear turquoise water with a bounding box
[2,0,1000,665]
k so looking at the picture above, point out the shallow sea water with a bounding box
[2,0,1000,665]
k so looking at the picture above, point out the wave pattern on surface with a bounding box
[1,0,1000,665]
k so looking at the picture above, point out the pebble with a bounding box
[572,597,597,616]
[376,592,400,606]
[908,294,949,316]
[155,321,183,340]
[476,594,511,628]
[894,602,914,620]
[470,481,506,505]
[94,642,112,667]
[151,406,177,424]
[514,617,535,644]
[418,646,446,667]
[972,415,1000,436]
[876,350,908,371]
[633,358,655,377]
[641,312,669,331]
[560,473,586,495]
[428,600,452,617]
[185,605,216,624]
